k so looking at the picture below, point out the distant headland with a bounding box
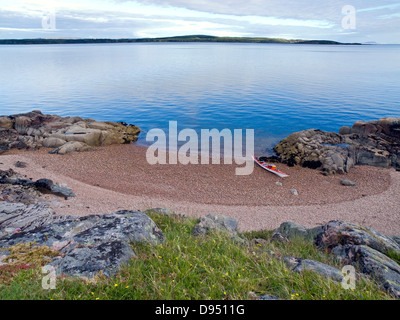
[0,35,362,45]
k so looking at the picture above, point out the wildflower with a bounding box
[114,283,118,287]
[125,286,129,289]
[91,292,94,295]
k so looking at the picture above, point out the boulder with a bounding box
[42,137,67,148]
[49,141,91,155]
[193,213,238,237]
[315,220,400,257]
[340,178,357,187]
[282,256,344,283]
[0,116,13,130]
[274,221,323,242]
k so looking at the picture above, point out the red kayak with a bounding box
[252,155,289,178]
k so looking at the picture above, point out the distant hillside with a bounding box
[0,35,362,45]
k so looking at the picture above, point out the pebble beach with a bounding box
[2,143,399,235]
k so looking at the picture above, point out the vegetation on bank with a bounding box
[0,35,362,45]
[0,212,393,300]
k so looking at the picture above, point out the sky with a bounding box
[0,0,399,43]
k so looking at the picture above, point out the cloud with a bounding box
[0,0,399,42]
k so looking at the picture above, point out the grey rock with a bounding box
[49,141,91,155]
[314,220,400,298]
[248,292,280,300]
[42,137,67,148]
[0,171,75,199]
[275,222,308,239]
[270,232,289,243]
[257,294,280,300]
[49,240,136,278]
[332,244,400,298]
[48,183,76,199]
[282,256,344,283]
[274,221,322,242]
[340,178,358,187]
[0,202,70,239]
[144,208,178,216]
[392,236,400,246]
[14,161,28,168]
[193,213,238,237]
[290,189,299,196]
[0,209,165,279]
[315,220,400,257]
[143,207,186,219]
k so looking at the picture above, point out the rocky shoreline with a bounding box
[271,117,400,175]
[0,110,140,155]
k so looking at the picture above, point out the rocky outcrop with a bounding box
[0,169,75,199]
[315,220,400,298]
[272,220,400,298]
[0,168,165,278]
[0,110,140,155]
[272,117,400,175]
[0,208,165,278]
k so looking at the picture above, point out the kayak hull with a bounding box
[252,155,289,178]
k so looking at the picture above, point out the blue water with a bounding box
[0,43,399,154]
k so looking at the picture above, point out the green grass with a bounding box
[0,212,395,300]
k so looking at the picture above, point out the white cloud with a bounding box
[0,0,399,42]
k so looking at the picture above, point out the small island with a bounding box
[0,35,362,45]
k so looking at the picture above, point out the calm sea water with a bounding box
[0,43,399,154]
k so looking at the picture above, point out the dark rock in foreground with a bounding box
[273,117,400,175]
[273,220,400,298]
[1,169,75,199]
[0,206,165,278]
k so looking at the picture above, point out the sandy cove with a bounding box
[1,143,399,235]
